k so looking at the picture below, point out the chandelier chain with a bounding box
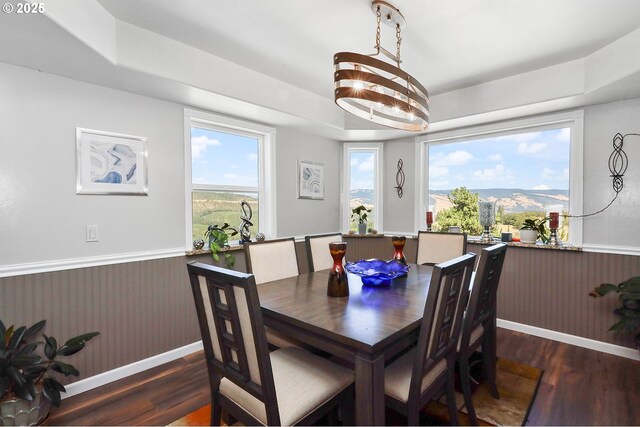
[375,6,381,52]
[396,24,402,64]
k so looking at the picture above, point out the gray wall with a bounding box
[382,136,416,233]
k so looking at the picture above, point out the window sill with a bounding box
[343,233,385,238]
[467,238,582,252]
[185,244,244,257]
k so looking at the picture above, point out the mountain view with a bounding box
[351,188,569,214]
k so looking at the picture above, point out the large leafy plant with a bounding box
[204,223,239,268]
[351,205,371,225]
[520,218,549,244]
[0,320,99,406]
[590,276,640,345]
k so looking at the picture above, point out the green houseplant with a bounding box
[0,320,99,424]
[590,277,640,349]
[519,218,549,244]
[204,223,238,268]
[351,205,372,235]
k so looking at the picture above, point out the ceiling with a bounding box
[96,0,640,98]
[2,0,640,140]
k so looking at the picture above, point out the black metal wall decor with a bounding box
[395,159,405,198]
[239,200,253,243]
[567,132,638,218]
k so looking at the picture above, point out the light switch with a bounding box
[86,225,99,242]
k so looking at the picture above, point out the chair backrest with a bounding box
[416,231,467,266]
[461,243,508,346]
[186,262,280,424]
[409,253,476,399]
[304,233,343,272]
[244,237,299,285]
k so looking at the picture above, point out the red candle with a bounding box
[426,211,433,225]
[549,212,559,229]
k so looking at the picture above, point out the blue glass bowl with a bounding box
[345,259,410,286]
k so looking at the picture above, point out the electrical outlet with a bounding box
[86,225,99,242]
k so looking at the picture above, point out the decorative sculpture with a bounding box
[239,200,253,243]
[395,159,405,198]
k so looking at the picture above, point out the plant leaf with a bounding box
[52,361,80,376]
[43,334,57,360]
[15,341,40,357]
[24,320,46,338]
[12,355,42,367]
[593,283,618,296]
[12,378,37,401]
[0,376,10,397]
[63,332,100,348]
[8,326,27,350]
[43,378,64,407]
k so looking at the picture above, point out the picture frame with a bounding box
[76,128,148,195]
[297,160,324,200]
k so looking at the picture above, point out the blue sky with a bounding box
[350,151,375,190]
[191,127,258,187]
[428,128,570,190]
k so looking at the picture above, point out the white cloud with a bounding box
[433,150,473,166]
[358,156,374,172]
[487,153,503,162]
[472,164,515,182]
[556,128,571,141]
[541,167,555,180]
[191,135,221,159]
[247,153,258,161]
[350,157,360,167]
[518,142,547,154]
[532,184,551,190]
[223,173,238,179]
[430,165,449,177]
[562,168,570,180]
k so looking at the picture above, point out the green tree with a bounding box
[434,187,483,235]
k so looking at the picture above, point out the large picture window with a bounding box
[417,111,583,244]
[184,110,275,248]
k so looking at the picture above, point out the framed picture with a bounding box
[298,160,324,200]
[76,128,148,195]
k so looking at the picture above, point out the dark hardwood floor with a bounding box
[48,329,640,426]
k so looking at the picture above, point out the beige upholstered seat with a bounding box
[416,231,467,265]
[457,242,508,425]
[384,253,476,426]
[304,233,343,272]
[245,238,299,285]
[187,262,354,426]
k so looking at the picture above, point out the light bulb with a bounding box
[353,80,364,90]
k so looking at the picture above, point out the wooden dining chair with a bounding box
[244,237,299,285]
[384,252,476,426]
[187,262,355,426]
[304,233,343,272]
[244,237,304,349]
[416,230,467,266]
[458,242,508,425]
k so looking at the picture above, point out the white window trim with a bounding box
[341,142,384,233]
[184,109,276,249]
[415,110,584,245]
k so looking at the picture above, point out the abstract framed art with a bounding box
[76,128,148,195]
[298,160,324,200]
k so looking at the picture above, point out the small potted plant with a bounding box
[0,320,99,425]
[351,205,371,235]
[519,218,549,244]
[590,277,640,351]
[204,223,239,268]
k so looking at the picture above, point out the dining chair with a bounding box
[304,233,343,272]
[384,252,476,426]
[186,262,354,426]
[458,242,508,425]
[416,230,467,266]
[244,237,304,349]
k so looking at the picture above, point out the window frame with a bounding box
[415,110,584,245]
[184,109,276,249]
[341,142,384,233]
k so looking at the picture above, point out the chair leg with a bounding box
[459,354,479,426]
[445,366,459,426]
[482,335,500,399]
[340,386,355,426]
[211,394,222,426]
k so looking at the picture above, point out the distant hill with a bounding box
[350,189,374,207]
[429,188,568,213]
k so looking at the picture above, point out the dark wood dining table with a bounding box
[257,263,434,426]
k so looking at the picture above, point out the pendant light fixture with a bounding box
[334,1,429,132]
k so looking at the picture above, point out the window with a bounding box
[184,110,276,248]
[342,143,383,233]
[416,111,583,244]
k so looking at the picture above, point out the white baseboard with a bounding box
[63,341,203,399]
[497,319,640,361]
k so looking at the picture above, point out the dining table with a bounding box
[256,263,434,426]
